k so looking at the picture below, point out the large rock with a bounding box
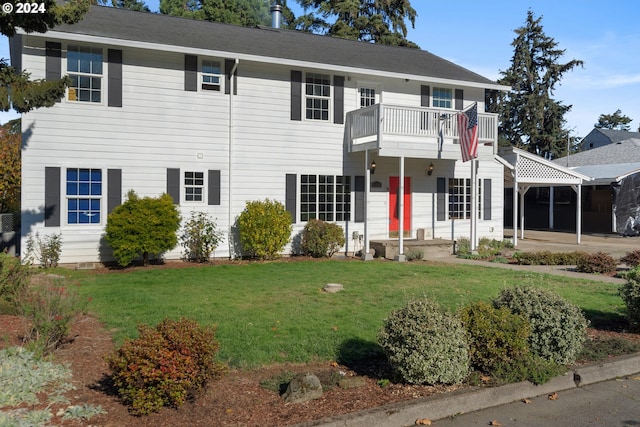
[282,373,323,404]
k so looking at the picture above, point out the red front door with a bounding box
[389,177,411,237]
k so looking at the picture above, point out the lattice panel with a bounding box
[516,157,577,182]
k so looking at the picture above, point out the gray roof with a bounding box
[571,163,640,185]
[555,138,640,167]
[48,5,502,88]
[591,128,640,144]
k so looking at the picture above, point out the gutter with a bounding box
[228,58,239,259]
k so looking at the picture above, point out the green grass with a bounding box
[68,260,626,369]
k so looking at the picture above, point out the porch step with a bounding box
[370,239,454,260]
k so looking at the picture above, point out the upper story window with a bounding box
[432,87,452,109]
[184,171,204,202]
[67,46,103,103]
[201,60,222,91]
[305,73,330,120]
[66,168,102,224]
[360,87,376,108]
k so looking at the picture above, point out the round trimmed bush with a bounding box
[493,286,587,365]
[378,299,470,385]
[576,252,617,274]
[301,219,345,258]
[620,267,640,330]
[237,199,292,259]
[459,301,530,374]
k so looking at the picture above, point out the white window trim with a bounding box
[447,177,483,220]
[304,72,332,121]
[299,174,352,222]
[183,170,207,204]
[64,44,106,106]
[200,59,223,93]
[356,81,382,108]
[432,86,453,110]
[61,165,106,229]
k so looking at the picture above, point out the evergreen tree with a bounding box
[110,0,150,12]
[159,0,271,27]
[595,109,632,131]
[293,0,418,47]
[492,10,583,158]
[0,0,89,113]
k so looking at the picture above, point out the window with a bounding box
[201,60,222,91]
[359,87,376,107]
[300,174,351,221]
[448,178,483,220]
[67,46,102,103]
[432,87,452,109]
[66,168,102,224]
[184,171,204,202]
[305,73,330,120]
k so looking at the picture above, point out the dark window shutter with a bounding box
[291,70,302,121]
[208,170,221,205]
[421,85,430,107]
[167,168,180,203]
[184,55,197,92]
[224,59,237,95]
[45,42,61,81]
[107,169,122,214]
[437,177,446,221]
[483,179,492,220]
[354,175,365,223]
[455,89,463,110]
[285,174,297,222]
[44,167,61,227]
[333,75,344,124]
[108,49,122,107]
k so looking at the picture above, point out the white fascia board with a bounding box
[513,147,593,182]
[34,29,510,92]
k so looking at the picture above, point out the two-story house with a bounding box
[11,5,511,265]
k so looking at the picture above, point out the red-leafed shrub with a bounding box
[621,250,640,268]
[105,318,225,415]
[576,252,617,274]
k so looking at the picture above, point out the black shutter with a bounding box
[483,179,492,220]
[437,177,446,221]
[184,55,197,92]
[291,70,302,121]
[108,49,122,107]
[333,75,344,124]
[285,174,297,222]
[44,167,61,227]
[455,89,463,110]
[224,59,237,95]
[421,85,430,107]
[107,169,122,214]
[208,170,221,205]
[45,42,61,81]
[167,168,180,203]
[354,175,365,223]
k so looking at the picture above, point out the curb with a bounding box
[293,353,640,427]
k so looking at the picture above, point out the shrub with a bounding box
[25,232,62,268]
[17,279,88,357]
[575,252,617,274]
[0,251,32,312]
[237,199,292,259]
[514,251,586,266]
[378,299,469,385]
[105,191,181,267]
[180,211,223,263]
[458,301,530,374]
[105,318,225,415]
[620,250,640,268]
[619,267,640,330]
[404,249,424,261]
[493,286,588,365]
[301,219,345,258]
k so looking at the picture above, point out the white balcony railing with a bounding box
[345,104,498,151]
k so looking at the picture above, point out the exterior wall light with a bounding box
[370,160,376,174]
[427,162,434,176]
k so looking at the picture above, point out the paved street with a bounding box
[432,375,640,427]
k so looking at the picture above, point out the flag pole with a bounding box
[470,158,477,251]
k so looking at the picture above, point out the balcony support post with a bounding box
[395,156,406,262]
[362,150,373,261]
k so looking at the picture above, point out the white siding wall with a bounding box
[19,34,504,265]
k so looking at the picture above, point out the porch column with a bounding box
[512,181,518,247]
[362,150,373,260]
[395,156,406,262]
[574,183,582,244]
[549,187,554,229]
[519,186,530,240]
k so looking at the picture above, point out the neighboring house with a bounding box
[11,5,510,265]
[578,128,640,152]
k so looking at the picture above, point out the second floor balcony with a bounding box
[345,104,498,160]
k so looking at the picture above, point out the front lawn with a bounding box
[71,259,625,368]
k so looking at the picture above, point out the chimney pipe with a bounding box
[270,2,282,29]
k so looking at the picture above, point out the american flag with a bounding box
[457,103,478,162]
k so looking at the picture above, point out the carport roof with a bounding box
[498,147,592,187]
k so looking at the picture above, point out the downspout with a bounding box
[228,58,239,259]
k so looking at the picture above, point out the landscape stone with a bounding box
[322,283,344,293]
[282,373,323,403]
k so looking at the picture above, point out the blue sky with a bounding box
[2,0,639,139]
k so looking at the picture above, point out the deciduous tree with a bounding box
[491,10,583,158]
[0,119,20,214]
